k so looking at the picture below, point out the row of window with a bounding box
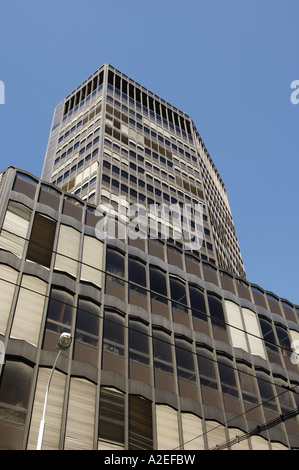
[1,192,298,326]
[102,137,203,205]
[106,99,197,165]
[55,156,98,191]
[1,361,293,449]
[105,99,201,184]
[63,69,104,117]
[106,69,192,138]
[105,251,298,372]
[1,243,297,386]
[0,200,104,283]
[199,159,244,277]
[1,353,298,451]
[0,194,298,329]
[1,255,296,379]
[54,126,100,169]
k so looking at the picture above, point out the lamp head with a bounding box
[56,332,72,351]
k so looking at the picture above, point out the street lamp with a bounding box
[36,332,72,450]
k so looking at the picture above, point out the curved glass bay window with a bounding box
[26,213,56,268]
[237,362,258,405]
[274,376,294,415]
[175,337,197,400]
[197,345,222,414]
[153,329,175,393]
[10,275,47,347]
[80,235,104,288]
[197,346,218,390]
[217,353,242,419]
[98,387,125,450]
[105,248,125,300]
[150,266,167,303]
[43,288,74,352]
[217,354,239,398]
[0,360,33,450]
[74,298,100,367]
[150,266,169,318]
[128,257,147,308]
[102,309,125,375]
[106,248,125,282]
[170,277,188,326]
[189,284,208,334]
[256,369,278,413]
[129,319,150,384]
[267,376,295,446]
[54,224,81,278]
[0,201,31,258]
[208,294,228,343]
[175,337,196,382]
[129,395,153,450]
[0,264,18,336]
[236,361,264,428]
[259,316,282,366]
[12,172,37,199]
[275,323,292,360]
[129,319,149,364]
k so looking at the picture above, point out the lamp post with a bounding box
[36,332,72,450]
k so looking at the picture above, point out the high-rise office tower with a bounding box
[0,64,298,450]
[42,63,245,278]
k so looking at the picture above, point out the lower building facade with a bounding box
[0,167,299,450]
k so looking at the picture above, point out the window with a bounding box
[98,387,125,450]
[175,337,196,381]
[237,362,258,404]
[55,225,81,278]
[153,329,173,374]
[0,201,31,258]
[65,377,96,450]
[149,266,167,304]
[217,354,238,398]
[26,213,56,268]
[129,395,153,450]
[259,316,278,352]
[197,346,218,390]
[27,367,66,449]
[38,184,61,211]
[103,309,125,359]
[242,309,266,360]
[0,360,33,449]
[128,257,146,294]
[274,376,294,414]
[43,288,74,351]
[106,248,125,285]
[129,319,149,365]
[170,277,187,313]
[155,405,180,450]
[62,197,83,222]
[10,275,47,347]
[256,369,277,412]
[225,300,248,352]
[189,284,207,322]
[208,294,226,329]
[74,299,100,366]
[0,264,18,335]
[12,172,37,199]
[275,324,292,358]
[81,235,104,288]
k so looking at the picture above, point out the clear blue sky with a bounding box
[0,0,298,305]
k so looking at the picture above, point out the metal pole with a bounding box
[36,349,62,450]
